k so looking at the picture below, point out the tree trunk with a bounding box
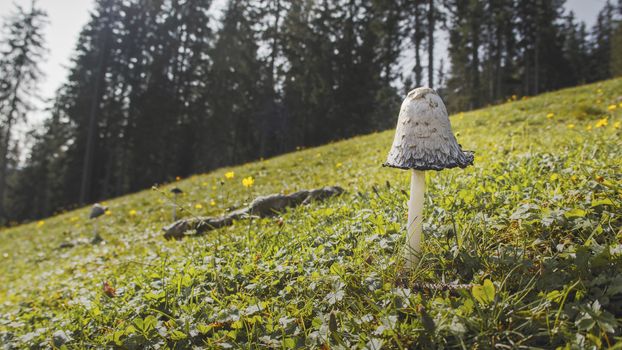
[0,68,23,221]
[80,26,111,205]
[0,117,14,220]
[534,35,540,95]
[427,0,434,88]
[414,2,423,86]
[260,0,282,159]
[471,19,480,108]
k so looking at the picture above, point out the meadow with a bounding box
[0,79,621,349]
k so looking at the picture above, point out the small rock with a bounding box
[52,330,72,347]
[58,241,75,249]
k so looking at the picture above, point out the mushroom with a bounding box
[170,187,183,220]
[89,203,107,244]
[384,87,473,268]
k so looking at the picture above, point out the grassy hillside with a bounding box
[1,79,621,349]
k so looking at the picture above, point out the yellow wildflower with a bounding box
[210,199,216,206]
[225,171,235,179]
[335,163,343,168]
[586,125,592,131]
[211,186,216,190]
[129,209,137,216]
[195,203,203,209]
[550,173,559,181]
[608,104,617,111]
[546,113,554,119]
[36,220,45,228]
[614,121,621,129]
[201,182,209,187]
[105,210,112,216]
[242,176,255,188]
[597,88,603,94]
[69,216,79,222]
[567,124,575,129]
[595,117,608,128]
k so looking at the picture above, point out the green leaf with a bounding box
[197,323,213,334]
[113,330,124,346]
[472,279,495,305]
[169,330,187,340]
[564,208,587,218]
[282,338,297,349]
[591,198,613,207]
[546,290,563,303]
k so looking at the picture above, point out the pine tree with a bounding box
[562,12,590,84]
[0,1,47,222]
[208,0,265,165]
[590,1,618,80]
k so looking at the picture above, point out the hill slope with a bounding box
[1,80,621,348]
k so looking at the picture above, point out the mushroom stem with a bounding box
[405,170,425,268]
[172,196,178,221]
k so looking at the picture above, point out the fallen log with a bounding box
[163,186,344,240]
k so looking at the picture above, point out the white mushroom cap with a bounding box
[384,87,473,171]
[89,203,107,219]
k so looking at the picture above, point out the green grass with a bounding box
[1,79,621,349]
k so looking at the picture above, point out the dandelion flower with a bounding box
[105,210,112,216]
[546,113,554,119]
[242,176,255,188]
[195,203,203,209]
[210,199,216,206]
[567,124,575,129]
[608,104,617,111]
[614,121,621,129]
[129,209,137,216]
[335,162,343,168]
[225,171,235,179]
[550,173,559,181]
[36,220,45,228]
[595,117,608,128]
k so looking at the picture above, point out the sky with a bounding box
[0,0,610,137]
